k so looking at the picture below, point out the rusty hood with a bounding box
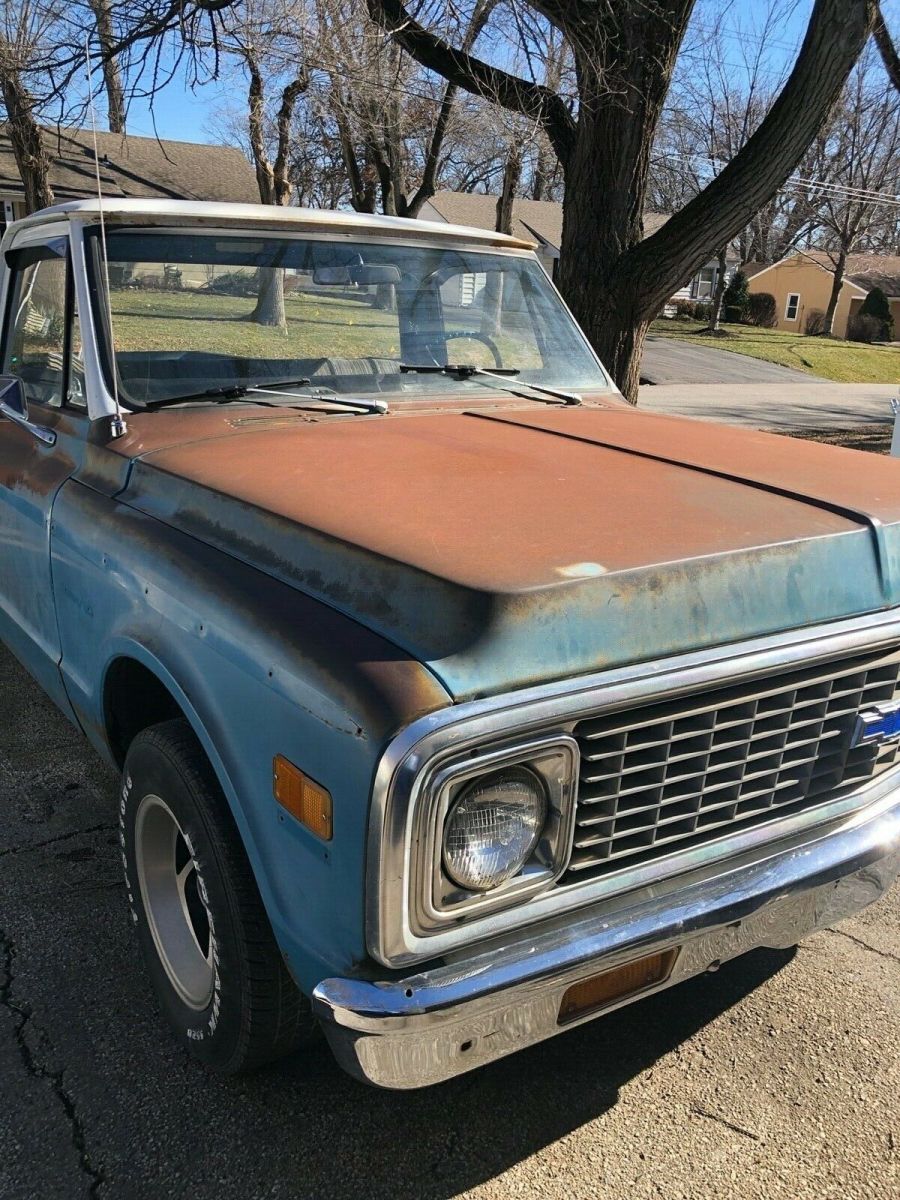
[119,405,900,700]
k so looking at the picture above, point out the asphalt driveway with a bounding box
[638,381,899,431]
[1,640,899,1200]
[641,337,820,384]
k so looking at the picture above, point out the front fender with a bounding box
[50,480,450,989]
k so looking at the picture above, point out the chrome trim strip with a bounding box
[0,400,57,445]
[323,781,900,1087]
[368,608,900,967]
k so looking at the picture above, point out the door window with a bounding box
[2,243,82,408]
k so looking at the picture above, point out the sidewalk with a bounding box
[637,381,899,430]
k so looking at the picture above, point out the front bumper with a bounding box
[313,788,900,1088]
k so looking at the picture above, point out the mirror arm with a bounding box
[0,400,57,446]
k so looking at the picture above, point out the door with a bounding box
[0,235,87,711]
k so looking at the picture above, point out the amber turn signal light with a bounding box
[273,755,333,841]
[557,948,678,1025]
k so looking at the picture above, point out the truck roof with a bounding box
[10,197,538,252]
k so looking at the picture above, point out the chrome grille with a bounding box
[566,645,900,881]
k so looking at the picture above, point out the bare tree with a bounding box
[807,51,900,334]
[312,0,499,217]
[208,0,311,326]
[1,0,243,214]
[88,0,126,132]
[0,1,67,212]
[653,1,827,330]
[367,0,878,401]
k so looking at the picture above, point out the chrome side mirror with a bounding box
[0,375,57,446]
[0,375,26,417]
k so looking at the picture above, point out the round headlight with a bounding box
[442,767,547,892]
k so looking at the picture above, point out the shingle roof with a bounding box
[795,250,900,297]
[423,191,672,252]
[0,126,259,205]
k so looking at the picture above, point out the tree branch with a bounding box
[365,0,577,167]
[621,0,878,313]
[404,0,502,216]
[874,4,900,91]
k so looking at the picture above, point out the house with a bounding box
[419,191,739,301]
[0,127,259,234]
[747,251,900,338]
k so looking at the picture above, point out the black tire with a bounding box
[119,718,317,1073]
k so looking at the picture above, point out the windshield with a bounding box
[87,228,610,407]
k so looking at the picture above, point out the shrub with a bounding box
[206,269,260,297]
[722,270,750,320]
[746,291,776,328]
[673,298,712,321]
[858,286,894,341]
[848,313,884,344]
[805,308,826,335]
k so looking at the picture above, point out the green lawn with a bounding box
[110,288,403,359]
[650,318,900,384]
[109,286,540,366]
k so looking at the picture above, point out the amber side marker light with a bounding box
[557,948,678,1025]
[273,755,333,840]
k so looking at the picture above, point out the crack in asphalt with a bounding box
[827,927,900,965]
[0,929,106,1198]
[0,823,115,860]
[691,1105,761,1141]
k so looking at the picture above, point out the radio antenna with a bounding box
[85,36,126,439]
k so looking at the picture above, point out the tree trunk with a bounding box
[0,57,54,212]
[89,0,127,133]
[495,143,522,235]
[480,146,523,337]
[822,248,847,336]
[707,247,729,332]
[593,315,652,404]
[252,269,287,328]
[532,144,549,200]
[245,57,286,330]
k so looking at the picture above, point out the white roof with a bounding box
[13,197,537,251]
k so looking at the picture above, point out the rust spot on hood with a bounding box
[131,409,863,594]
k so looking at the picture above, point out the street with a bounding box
[1,640,898,1200]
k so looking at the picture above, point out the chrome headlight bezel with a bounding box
[416,735,579,929]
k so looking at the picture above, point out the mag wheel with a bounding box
[120,718,318,1072]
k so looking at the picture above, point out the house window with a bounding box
[692,267,717,299]
[785,293,801,320]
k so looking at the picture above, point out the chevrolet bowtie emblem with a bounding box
[851,702,900,748]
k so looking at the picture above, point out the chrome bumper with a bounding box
[313,791,900,1089]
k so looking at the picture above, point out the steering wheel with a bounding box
[426,329,503,369]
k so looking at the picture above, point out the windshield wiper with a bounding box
[142,380,388,414]
[143,385,268,410]
[249,381,388,414]
[399,363,581,406]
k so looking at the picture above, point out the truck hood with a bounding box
[121,405,900,700]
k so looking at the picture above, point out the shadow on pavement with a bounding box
[198,945,796,1200]
[0,639,796,1199]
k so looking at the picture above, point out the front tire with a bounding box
[120,718,317,1072]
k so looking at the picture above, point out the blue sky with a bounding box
[118,0,900,147]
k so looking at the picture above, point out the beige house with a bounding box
[747,251,900,339]
[0,127,258,235]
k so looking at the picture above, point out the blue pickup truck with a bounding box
[1,198,899,1088]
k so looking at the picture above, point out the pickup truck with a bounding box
[1,197,899,1089]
